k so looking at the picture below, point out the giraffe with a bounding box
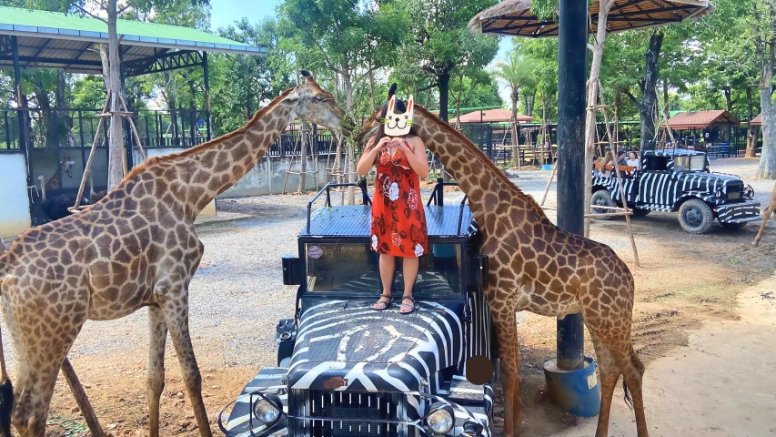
[357,93,647,437]
[43,157,76,198]
[0,71,351,437]
[753,182,776,246]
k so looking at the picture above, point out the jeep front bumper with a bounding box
[715,199,762,224]
[219,368,492,437]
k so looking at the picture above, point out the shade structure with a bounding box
[469,0,714,37]
[751,113,763,126]
[458,108,533,123]
[662,110,738,130]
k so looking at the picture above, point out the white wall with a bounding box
[0,153,31,238]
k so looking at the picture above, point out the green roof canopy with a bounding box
[0,5,264,76]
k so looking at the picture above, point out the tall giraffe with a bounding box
[0,71,350,437]
[753,182,776,246]
[357,96,647,437]
[43,157,76,194]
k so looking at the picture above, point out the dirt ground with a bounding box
[8,157,776,436]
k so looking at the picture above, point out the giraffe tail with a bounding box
[0,239,14,437]
[0,327,12,437]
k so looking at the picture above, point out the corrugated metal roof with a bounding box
[663,110,740,130]
[0,5,265,74]
[305,205,474,238]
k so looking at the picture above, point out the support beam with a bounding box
[203,51,212,141]
[555,0,587,372]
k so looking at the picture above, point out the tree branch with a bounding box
[623,88,640,107]
[74,4,108,24]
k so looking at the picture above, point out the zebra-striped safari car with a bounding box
[219,181,496,437]
[591,149,761,234]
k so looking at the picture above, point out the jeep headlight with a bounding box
[252,393,282,425]
[715,189,723,199]
[425,402,455,435]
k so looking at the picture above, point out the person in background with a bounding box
[616,150,627,166]
[357,94,429,315]
[626,151,640,169]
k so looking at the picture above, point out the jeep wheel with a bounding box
[632,208,650,217]
[678,199,713,234]
[591,190,615,219]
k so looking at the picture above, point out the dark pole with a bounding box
[555,0,587,371]
[203,52,212,141]
[11,36,31,188]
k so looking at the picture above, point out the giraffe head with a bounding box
[284,70,354,136]
[59,156,76,179]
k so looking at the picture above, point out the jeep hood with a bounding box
[287,299,464,392]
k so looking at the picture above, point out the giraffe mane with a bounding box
[122,87,295,182]
[413,105,552,222]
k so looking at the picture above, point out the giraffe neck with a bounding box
[413,107,551,226]
[121,89,295,220]
[46,166,62,191]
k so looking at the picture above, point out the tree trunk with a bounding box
[756,2,776,179]
[584,0,614,237]
[746,86,757,158]
[639,31,664,154]
[106,0,125,190]
[438,71,450,122]
[342,71,356,204]
[511,87,520,168]
[525,89,536,117]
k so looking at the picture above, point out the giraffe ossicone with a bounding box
[0,71,349,437]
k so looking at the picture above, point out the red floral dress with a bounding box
[370,140,428,258]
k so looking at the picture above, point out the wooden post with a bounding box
[72,98,110,210]
[61,358,106,437]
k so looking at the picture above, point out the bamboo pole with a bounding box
[72,97,110,210]
[119,94,147,160]
[61,359,106,437]
[599,85,640,266]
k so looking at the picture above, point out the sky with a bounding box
[209,0,514,105]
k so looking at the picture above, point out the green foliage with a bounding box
[393,0,499,119]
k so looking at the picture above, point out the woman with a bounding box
[626,151,640,169]
[356,96,429,315]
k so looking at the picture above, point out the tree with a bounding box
[492,44,538,162]
[751,1,776,178]
[396,0,499,121]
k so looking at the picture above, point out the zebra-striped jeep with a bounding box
[219,181,496,436]
[591,149,761,234]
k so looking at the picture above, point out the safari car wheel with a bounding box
[591,190,615,220]
[678,199,713,234]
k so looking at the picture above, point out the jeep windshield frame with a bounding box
[296,181,475,301]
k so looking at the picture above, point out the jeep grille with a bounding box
[289,390,408,436]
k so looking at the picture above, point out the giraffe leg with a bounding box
[493,310,521,437]
[753,204,774,246]
[159,291,213,437]
[625,346,648,437]
[6,310,87,436]
[588,333,622,437]
[147,305,168,437]
[585,315,648,437]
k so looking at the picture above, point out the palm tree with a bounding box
[493,46,537,167]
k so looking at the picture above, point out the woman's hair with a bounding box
[369,98,419,148]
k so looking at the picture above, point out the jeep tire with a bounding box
[591,190,615,219]
[632,208,650,217]
[678,199,714,234]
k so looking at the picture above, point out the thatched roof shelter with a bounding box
[662,110,738,130]
[469,0,714,37]
[458,108,533,123]
[751,114,763,126]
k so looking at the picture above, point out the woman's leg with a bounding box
[400,256,419,314]
[374,254,395,309]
